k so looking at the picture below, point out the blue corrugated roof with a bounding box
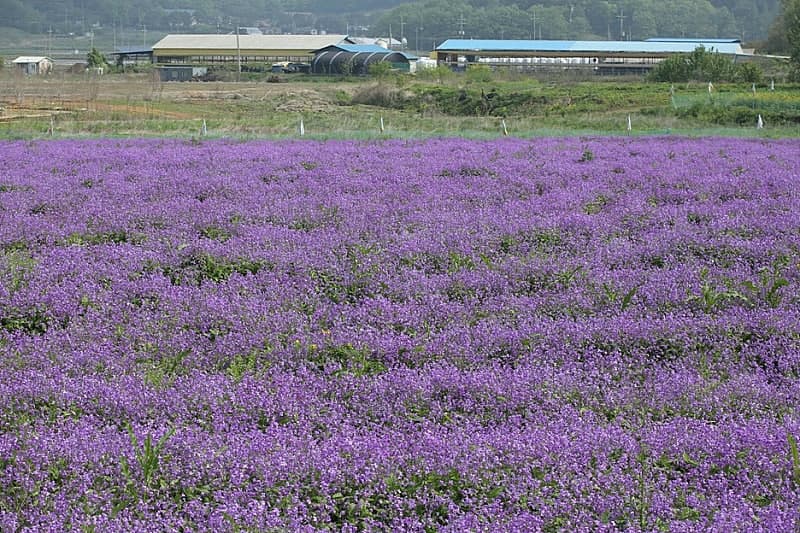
[314,44,418,59]
[645,37,740,43]
[113,47,153,54]
[435,39,743,55]
[334,44,395,53]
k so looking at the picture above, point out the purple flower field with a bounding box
[1,137,799,531]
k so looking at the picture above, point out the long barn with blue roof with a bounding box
[433,39,749,75]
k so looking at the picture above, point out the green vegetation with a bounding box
[86,47,108,70]
[648,47,763,83]
[783,0,800,76]
[0,307,50,335]
[367,62,394,79]
[649,89,800,127]
[0,0,781,43]
[765,0,800,80]
[0,70,798,139]
[790,433,800,487]
[379,0,778,44]
[307,343,387,377]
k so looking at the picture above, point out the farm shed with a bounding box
[157,65,194,81]
[433,39,747,75]
[349,36,404,49]
[12,56,53,75]
[311,44,417,75]
[110,47,154,67]
[152,34,353,66]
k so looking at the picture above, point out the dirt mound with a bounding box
[271,89,334,113]
[167,86,334,112]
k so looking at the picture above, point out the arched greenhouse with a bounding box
[311,44,418,75]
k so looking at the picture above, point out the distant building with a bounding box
[12,56,53,75]
[157,65,194,82]
[349,37,404,49]
[151,34,353,65]
[157,65,209,82]
[109,47,154,67]
[433,39,748,75]
[311,44,417,75]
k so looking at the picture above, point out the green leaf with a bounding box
[789,433,800,486]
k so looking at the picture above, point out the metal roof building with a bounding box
[644,38,741,43]
[152,34,353,65]
[311,44,418,75]
[110,47,154,66]
[433,39,747,74]
[12,56,53,75]
[349,37,404,48]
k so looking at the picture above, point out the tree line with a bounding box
[0,0,781,47]
[375,0,780,48]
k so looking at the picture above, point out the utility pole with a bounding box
[400,16,406,50]
[616,9,626,41]
[236,24,241,82]
[457,14,466,38]
[141,24,147,47]
[417,14,423,52]
[532,11,536,40]
[47,26,53,57]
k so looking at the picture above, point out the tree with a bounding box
[648,46,758,82]
[647,54,691,82]
[583,1,617,38]
[368,61,394,79]
[736,62,763,83]
[765,11,790,53]
[339,56,356,77]
[767,0,800,77]
[784,0,800,68]
[0,0,786,39]
[87,47,107,69]
[715,7,739,38]
[631,4,659,40]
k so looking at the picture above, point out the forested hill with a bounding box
[0,0,779,44]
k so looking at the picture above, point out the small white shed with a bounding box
[13,56,54,75]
